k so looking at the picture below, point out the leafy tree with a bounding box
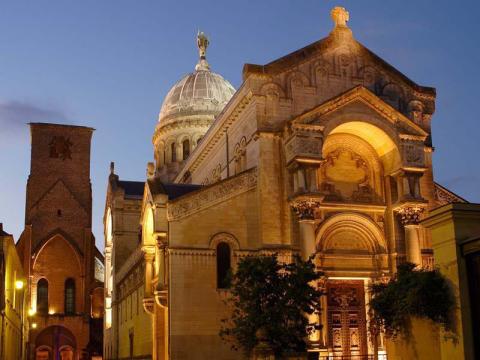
[220,254,323,357]
[370,262,455,337]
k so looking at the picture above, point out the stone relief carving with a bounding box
[49,136,73,160]
[284,133,322,164]
[401,140,425,167]
[329,287,358,308]
[168,168,257,220]
[319,148,379,204]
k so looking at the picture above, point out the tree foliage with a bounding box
[220,254,323,357]
[370,262,455,337]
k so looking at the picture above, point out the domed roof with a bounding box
[158,32,236,123]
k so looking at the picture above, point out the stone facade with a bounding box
[105,7,468,360]
[0,224,29,360]
[16,123,103,360]
[103,168,153,360]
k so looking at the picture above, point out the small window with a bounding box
[171,142,176,163]
[64,278,75,315]
[182,139,190,160]
[216,242,231,289]
[37,279,48,314]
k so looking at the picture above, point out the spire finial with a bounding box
[195,31,210,71]
[331,6,349,28]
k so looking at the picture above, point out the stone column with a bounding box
[396,206,425,266]
[143,248,155,298]
[291,199,322,349]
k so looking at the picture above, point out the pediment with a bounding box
[292,86,428,140]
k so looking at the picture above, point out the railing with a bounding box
[315,355,387,360]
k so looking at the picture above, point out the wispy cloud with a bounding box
[0,100,69,130]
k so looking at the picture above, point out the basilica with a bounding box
[102,7,467,360]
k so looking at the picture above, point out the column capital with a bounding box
[394,203,426,226]
[290,195,324,221]
[142,246,156,259]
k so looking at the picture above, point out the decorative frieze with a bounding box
[168,167,257,220]
[434,183,466,205]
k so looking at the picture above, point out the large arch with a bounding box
[316,213,387,255]
[324,120,401,174]
[142,205,155,248]
[32,234,83,315]
[35,325,76,360]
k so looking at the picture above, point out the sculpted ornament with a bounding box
[291,198,321,220]
[49,136,73,160]
[395,206,424,225]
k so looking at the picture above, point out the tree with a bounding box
[370,262,455,338]
[220,254,323,357]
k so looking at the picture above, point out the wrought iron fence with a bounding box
[315,355,387,360]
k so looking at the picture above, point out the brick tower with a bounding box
[17,123,103,360]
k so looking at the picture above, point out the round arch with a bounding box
[323,120,401,174]
[316,213,387,255]
[209,232,240,250]
[35,325,76,360]
[105,207,113,247]
[142,205,156,248]
[32,234,82,274]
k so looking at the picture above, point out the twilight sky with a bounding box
[1,0,479,251]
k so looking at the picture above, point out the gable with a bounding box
[293,86,428,140]
[243,9,435,134]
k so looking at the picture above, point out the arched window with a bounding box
[37,279,48,314]
[171,142,176,163]
[216,242,231,289]
[64,278,75,315]
[182,139,190,160]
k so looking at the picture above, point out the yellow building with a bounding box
[0,224,28,360]
[104,7,467,359]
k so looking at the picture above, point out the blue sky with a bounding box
[1,0,479,250]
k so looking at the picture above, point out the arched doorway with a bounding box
[316,213,388,358]
[35,326,76,360]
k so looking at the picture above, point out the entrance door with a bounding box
[327,280,368,358]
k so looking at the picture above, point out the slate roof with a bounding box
[118,180,145,199]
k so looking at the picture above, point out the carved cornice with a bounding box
[168,168,257,220]
[399,133,427,141]
[292,86,428,139]
[169,248,216,256]
[434,182,467,205]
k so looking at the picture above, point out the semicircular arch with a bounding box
[316,213,387,255]
[209,232,240,250]
[324,121,401,174]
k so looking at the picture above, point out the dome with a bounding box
[158,70,235,123]
[157,32,235,124]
